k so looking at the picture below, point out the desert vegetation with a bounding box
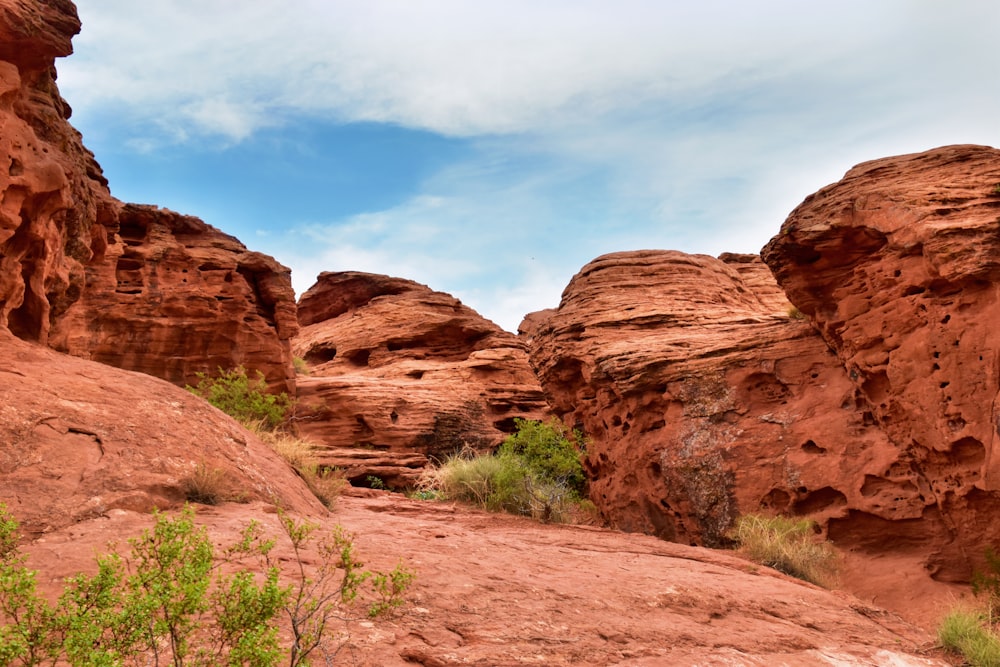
[418,418,589,523]
[727,514,838,586]
[0,503,412,666]
[186,367,345,508]
[938,547,1000,666]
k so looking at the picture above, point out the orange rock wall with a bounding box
[294,272,550,486]
[0,0,296,392]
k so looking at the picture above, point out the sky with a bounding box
[57,1,1000,332]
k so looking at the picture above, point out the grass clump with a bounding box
[187,366,293,431]
[939,607,1000,666]
[252,426,346,509]
[938,546,1000,666]
[420,418,588,523]
[727,514,838,586]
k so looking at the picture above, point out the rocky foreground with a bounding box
[22,491,950,667]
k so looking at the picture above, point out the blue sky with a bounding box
[58,1,1000,331]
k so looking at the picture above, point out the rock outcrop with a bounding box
[293,272,550,487]
[525,251,897,548]
[0,329,324,536]
[762,144,1000,582]
[0,0,296,392]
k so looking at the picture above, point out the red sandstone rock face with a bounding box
[0,0,297,391]
[0,329,324,537]
[527,251,878,543]
[762,143,1000,581]
[50,204,299,392]
[293,272,550,487]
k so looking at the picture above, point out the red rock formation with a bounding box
[526,250,894,544]
[293,272,550,487]
[762,144,1000,581]
[50,204,299,392]
[0,0,297,392]
[0,329,324,536]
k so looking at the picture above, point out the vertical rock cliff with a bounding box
[0,0,297,391]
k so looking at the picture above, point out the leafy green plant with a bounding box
[939,607,1000,667]
[727,514,838,586]
[274,513,414,666]
[187,366,293,430]
[365,475,387,491]
[420,419,588,523]
[0,503,413,666]
[498,418,587,495]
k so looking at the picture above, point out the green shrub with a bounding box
[727,514,838,586]
[939,607,1000,667]
[498,418,586,496]
[0,503,413,666]
[420,418,588,523]
[187,366,293,430]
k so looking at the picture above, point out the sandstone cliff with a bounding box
[293,271,550,487]
[525,146,1000,625]
[0,0,296,391]
[763,143,1000,581]
[524,251,897,549]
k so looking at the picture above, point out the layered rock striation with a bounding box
[527,146,1000,618]
[293,272,550,487]
[0,0,296,391]
[526,251,893,546]
[762,144,1000,580]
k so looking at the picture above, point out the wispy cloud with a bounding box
[60,1,1000,330]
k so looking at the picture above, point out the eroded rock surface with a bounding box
[0,0,296,391]
[526,251,885,544]
[0,330,324,536]
[293,272,550,487]
[762,144,1000,582]
[19,493,949,666]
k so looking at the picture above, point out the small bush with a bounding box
[187,366,293,430]
[420,417,588,523]
[728,514,838,586]
[292,357,310,376]
[498,418,586,496]
[939,607,1000,666]
[0,503,413,666]
[786,306,806,320]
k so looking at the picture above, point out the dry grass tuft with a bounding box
[728,514,838,586]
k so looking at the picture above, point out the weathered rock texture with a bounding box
[525,251,899,549]
[50,204,299,392]
[0,329,324,536]
[526,147,1000,625]
[22,493,950,666]
[293,272,550,487]
[763,144,1000,582]
[0,0,296,391]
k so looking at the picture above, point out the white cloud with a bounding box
[58,1,1000,328]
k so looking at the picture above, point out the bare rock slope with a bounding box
[22,492,949,666]
[293,272,550,487]
[0,329,324,536]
